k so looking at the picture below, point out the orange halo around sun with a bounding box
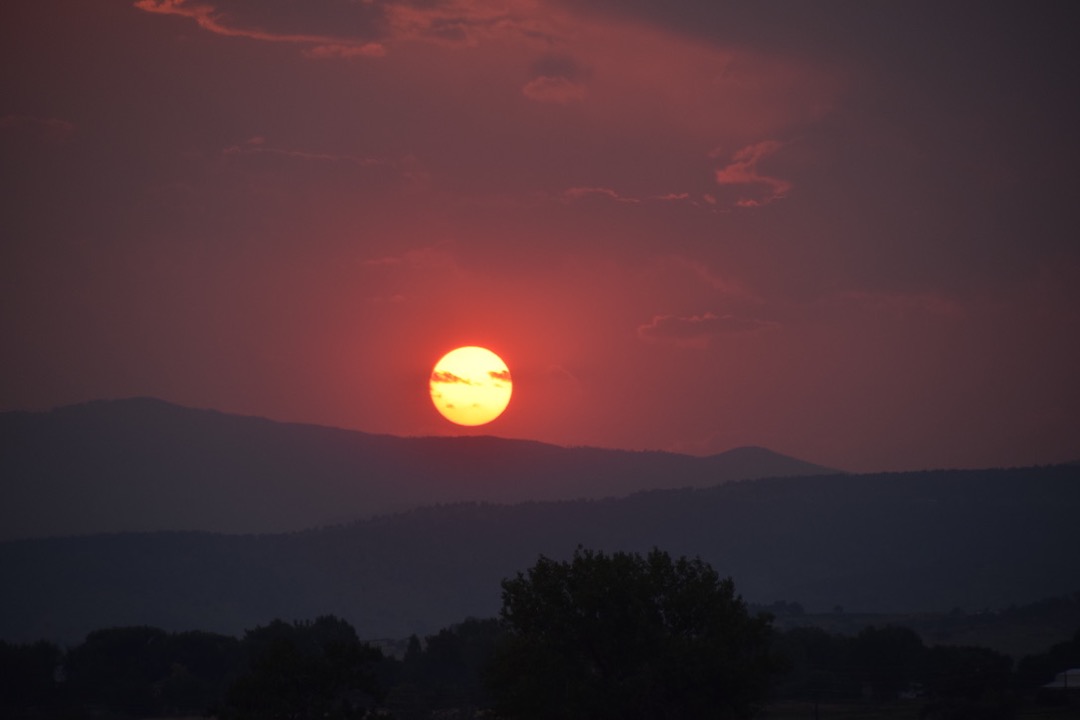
[429,346,512,426]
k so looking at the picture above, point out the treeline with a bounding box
[0,616,383,719]
[772,624,1080,708]
[2,616,1078,719]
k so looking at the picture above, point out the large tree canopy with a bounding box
[489,547,778,720]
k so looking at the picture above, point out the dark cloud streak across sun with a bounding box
[430,371,473,386]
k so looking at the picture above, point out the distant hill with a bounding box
[0,398,833,540]
[1,464,1077,646]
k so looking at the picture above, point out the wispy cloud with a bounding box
[221,138,430,189]
[560,187,723,212]
[359,243,460,305]
[304,43,387,59]
[659,255,753,298]
[654,192,690,202]
[383,0,562,47]
[134,0,384,57]
[522,75,587,104]
[638,311,776,346]
[712,140,792,207]
[0,114,75,143]
[362,243,455,269]
[223,138,384,166]
[562,186,640,204]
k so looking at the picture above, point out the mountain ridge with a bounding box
[0,397,835,540]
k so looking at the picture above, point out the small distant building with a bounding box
[1043,668,1080,690]
[1038,668,1080,708]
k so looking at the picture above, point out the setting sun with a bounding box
[429,346,512,426]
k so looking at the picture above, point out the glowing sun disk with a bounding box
[429,346,512,426]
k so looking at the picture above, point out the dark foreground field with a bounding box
[762,700,1078,720]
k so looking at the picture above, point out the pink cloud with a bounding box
[362,244,456,269]
[562,186,640,204]
[544,365,579,385]
[638,312,775,346]
[222,140,383,166]
[359,244,463,307]
[382,0,561,47]
[137,1,841,205]
[713,140,792,206]
[660,256,752,298]
[650,192,724,211]
[560,187,732,212]
[522,75,587,104]
[134,0,383,58]
[304,43,387,59]
[377,1,840,145]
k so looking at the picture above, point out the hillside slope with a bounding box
[1,464,1077,644]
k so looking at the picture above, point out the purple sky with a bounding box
[2,0,1078,472]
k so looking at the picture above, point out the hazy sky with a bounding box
[3,0,1078,472]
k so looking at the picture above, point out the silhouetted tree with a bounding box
[159,630,243,715]
[489,547,778,720]
[222,615,383,720]
[62,625,241,718]
[0,639,61,715]
[387,618,501,718]
[64,626,172,716]
[1016,627,1080,689]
